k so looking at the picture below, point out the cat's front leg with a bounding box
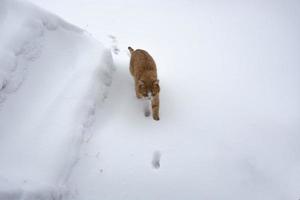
[151,95,160,121]
[143,100,151,117]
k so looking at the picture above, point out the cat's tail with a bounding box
[128,46,134,54]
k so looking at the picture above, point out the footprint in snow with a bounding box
[108,34,120,55]
[152,151,161,169]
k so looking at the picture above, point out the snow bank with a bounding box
[0,0,114,199]
[0,0,81,103]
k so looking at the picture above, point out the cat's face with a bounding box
[138,80,160,99]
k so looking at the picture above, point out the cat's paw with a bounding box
[153,114,160,121]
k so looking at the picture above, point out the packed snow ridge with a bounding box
[0,0,114,199]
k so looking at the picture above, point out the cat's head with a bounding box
[138,80,160,99]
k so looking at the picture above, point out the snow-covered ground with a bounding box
[1,0,300,199]
[0,0,113,199]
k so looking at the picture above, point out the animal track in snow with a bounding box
[152,151,161,169]
[108,35,120,55]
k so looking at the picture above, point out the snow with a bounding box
[1,0,300,199]
[0,0,114,199]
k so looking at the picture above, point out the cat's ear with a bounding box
[153,80,159,85]
[138,80,144,85]
[153,80,160,93]
[138,80,145,88]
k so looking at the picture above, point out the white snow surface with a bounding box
[0,0,114,199]
[1,0,300,199]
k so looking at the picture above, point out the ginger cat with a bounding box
[128,47,160,121]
